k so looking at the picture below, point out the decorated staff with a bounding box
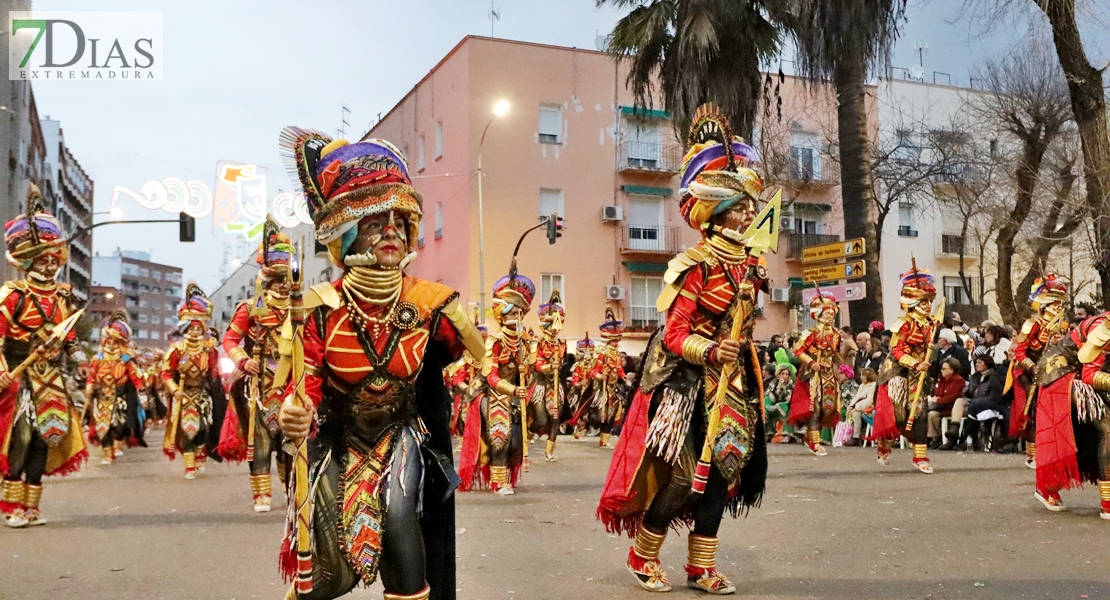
[787,290,843,456]
[161,284,224,479]
[870,262,940,474]
[217,218,293,513]
[530,291,566,461]
[0,186,88,528]
[275,128,483,600]
[598,104,777,594]
[85,311,147,465]
[589,309,626,449]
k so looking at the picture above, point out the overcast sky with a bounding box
[28,0,1109,293]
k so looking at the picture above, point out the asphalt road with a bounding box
[0,430,1106,600]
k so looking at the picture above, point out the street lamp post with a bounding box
[476,100,510,324]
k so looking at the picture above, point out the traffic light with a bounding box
[179,212,195,242]
[545,212,563,245]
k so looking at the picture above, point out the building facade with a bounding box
[0,0,34,286]
[367,36,858,349]
[91,250,183,347]
[40,117,94,302]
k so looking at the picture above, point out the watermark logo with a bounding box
[8,11,162,81]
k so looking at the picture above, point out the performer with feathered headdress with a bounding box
[85,311,147,465]
[787,289,844,456]
[0,185,89,528]
[275,128,484,600]
[598,104,775,594]
[568,334,598,440]
[529,291,566,461]
[161,283,224,479]
[217,217,293,512]
[588,308,627,449]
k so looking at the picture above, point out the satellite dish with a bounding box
[909,65,924,81]
[595,34,610,52]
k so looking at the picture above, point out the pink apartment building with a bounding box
[369,36,861,349]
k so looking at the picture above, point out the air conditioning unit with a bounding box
[602,205,624,222]
[770,287,789,303]
[606,284,625,301]
[779,205,795,232]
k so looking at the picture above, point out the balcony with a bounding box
[628,306,664,332]
[898,226,919,237]
[787,148,839,185]
[937,233,980,258]
[619,225,682,256]
[618,141,683,173]
[784,232,841,260]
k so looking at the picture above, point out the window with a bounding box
[897,202,917,237]
[538,105,562,144]
[139,314,148,323]
[417,218,426,248]
[625,119,662,167]
[539,188,564,219]
[122,264,139,276]
[627,195,665,251]
[153,287,161,294]
[151,316,160,325]
[790,131,822,181]
[894,129,922,163]
[139,268,149,277]
[152,271,161,280]
[139,299,148,308]
[434,203,444,240]
[139,284,150,292]
[793,218,819,234]
[166,288,178,296]
[151,331,160,340]
[137,329,148,340]
[417,136,426,171]
[434,122,443,158]
[943,276,973,305]
[630,276,665,329]
[540,273,564,305]
[164,302,173,311]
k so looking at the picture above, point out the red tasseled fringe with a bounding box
[279,536,297,583]
[164,448,177,460]
[868,383,901,441]
[787,378,813,427]
[217,403,246,462]
[47,448,87,477]
[0,500,20,515]
[1037,457,1083,493]
[597,493,642,538]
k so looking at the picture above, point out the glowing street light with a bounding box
[477,100,510,323]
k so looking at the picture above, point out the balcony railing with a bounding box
[620,225,682,255]
[629,306,664,331]
[785,232,841,260]
[618,141,684,173]
[937,233,980,258]
[787,147,840,184]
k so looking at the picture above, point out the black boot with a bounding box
[964,420,981,452]
[928,436,940,450]
[939,421,961,451]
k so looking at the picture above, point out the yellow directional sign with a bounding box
[801,238,866,264]
[802,260,866,284]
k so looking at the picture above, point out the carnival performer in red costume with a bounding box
[275,129,483,600]
[85,311,146,465]
[0,185,88,528]
[568,334,597,440]
[870,265,939,474]
[217,219,293,512]
[1032,310,1110,518]
[530,291,566,461]
[787,292,843,456]
[598,105,776,594]
[162,284,224,479]
[590,309,627,449]
[1002,274,1067,469]
[447,313,486,437]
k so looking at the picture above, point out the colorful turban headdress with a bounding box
[257,218,293,282]
[599,308,623,342]
[5,184,68,270]
[576,334,595,352]
[538,290,565,331]
[279,127,422,266]
[1029,273,1068,313]
[677,104,764,233]
[492,274,535,316]
[809,288,838,320]
[99,310,132,343]
[177,282,214,330]
[899,262,936,312]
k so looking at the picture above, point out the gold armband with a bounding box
[496,380,517,396]
[164,380,180,396]
[1092,371,1110,392]
[1019,358,1036,372]
[681,335,715,366]
[797,352,813,366]
[228,347,249,365]
[898,355,920,370]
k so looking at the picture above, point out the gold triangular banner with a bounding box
[740,188,782,256]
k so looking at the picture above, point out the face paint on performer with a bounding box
[184,321,206,341]
[29,252,62,282]
[818,306,836,326]
[347,211,410,269]
[914,297,933,318]
[266,278,292,298]
[102,336,122,356]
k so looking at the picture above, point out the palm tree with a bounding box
[780,0,906,330]
[599,0,781,140]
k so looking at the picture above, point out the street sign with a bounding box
[801,237,866,264]
[802,260,866,284]
[801,282,868,304]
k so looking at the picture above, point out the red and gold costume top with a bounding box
[88,355,145,391]
[222,300,288,367]
[534,336,566,377]
[483,329,533,397]
[1076,314,1110,391]
[299,277,482,407]
[888,313,936,370]
[793,324,843,367]
[161,339,221,392]
[657,241,767,366]
[591,343,626,383]
[0,280,79,370]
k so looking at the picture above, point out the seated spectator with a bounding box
[960,354,1008,451]
[764,364,795,443]
[845,367,878,446]
[773,343,797,379]
[982,325,1012,365]
[927,358,967,448]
